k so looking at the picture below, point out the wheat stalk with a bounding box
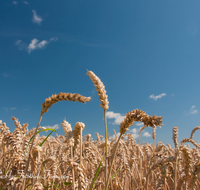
[86,70,109,185]
[22,92,91,190]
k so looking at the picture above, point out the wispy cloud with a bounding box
[13,1,18,4]
[190,105,198,114]
[149,93,166,101]
[3,108,8,112]
[4,107,16,112]
[10,107,16,110]
[23,1,29,5]
[106,111,126,125]
[50,37,58,42]
[15,40,27,50]
[2,72,11,78]
[32,10,42,25]
[15,38,58,53]
[143,132,151,137]
[1,29,115,51]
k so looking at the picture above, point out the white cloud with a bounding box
[143,132,151,137]
[135,122,143,126]
[106,111,126,125]
[110,127,150,140]
[32,10,42,25]
[27,39,48,53]
[149,93,166,101]
[26,39,48,53]
[130,128,137,133]
[13,1,18,4]
[132,133,140,139]
[15,38,57,53]
[190,105,198,114]
[110,132,120,140]
[129,128,140,139]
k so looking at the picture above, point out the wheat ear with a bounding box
[139,125,147,144]
[180,138,200,149]
[41,92,91,114]
[190,126,200,139]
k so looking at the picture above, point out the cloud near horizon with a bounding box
[110,127,151,140]
[149,93,166,101]
[106,111,126,125]
[143,132,151,137]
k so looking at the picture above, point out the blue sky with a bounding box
[1,0,200,147]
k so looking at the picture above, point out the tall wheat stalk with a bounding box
[173,126,179,190]
[86,70,109,185]
[106,109,144,190]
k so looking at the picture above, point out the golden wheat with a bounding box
[1,71,200,190]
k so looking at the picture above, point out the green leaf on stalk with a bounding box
[90,156,104,190]
[103,165,120,190]
[24,128,56,155]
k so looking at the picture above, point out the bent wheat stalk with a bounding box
[22,92,91,190]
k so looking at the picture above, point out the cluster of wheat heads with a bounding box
[1,71,200,190]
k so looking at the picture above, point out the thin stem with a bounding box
[22,113,43,190]
[139,132,141,144]
[71,147,75,190]
[145,173,149,190]
[104,109,108,186]
[175,152,178,190]
[78,128,83,190]
[80,128,83,167]
[105,133,122,190]
[164,177,166,190]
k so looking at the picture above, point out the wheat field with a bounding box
[0,71,200,190]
